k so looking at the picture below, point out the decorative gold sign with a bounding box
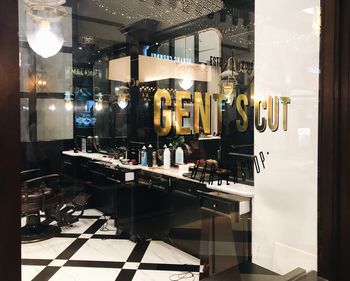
[153,89,291,136]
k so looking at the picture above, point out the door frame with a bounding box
[319,0,349,280]
[0,0,21,280]
[0,0,348,280]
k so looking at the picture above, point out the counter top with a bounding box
[62,150,254,198]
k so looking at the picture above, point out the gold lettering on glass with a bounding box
[154,89,172,136]
[268,96,279,132]
[255,99,267,133]
[236,94,249,132]
[194,92,211,134]
[175,91,191,135]
[280,96,291,131]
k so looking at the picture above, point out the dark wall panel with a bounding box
[0,0,20,280]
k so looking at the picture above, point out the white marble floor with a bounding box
[21,209,200,281]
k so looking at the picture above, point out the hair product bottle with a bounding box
[175,146,184,165]
[163,145,171,170]
[141,146,148,166]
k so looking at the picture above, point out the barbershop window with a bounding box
[19,0,320,280]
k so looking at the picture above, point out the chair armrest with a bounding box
[21,169,43,182]
[23,174,61,190]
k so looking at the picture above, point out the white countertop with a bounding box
[62,150,254,198]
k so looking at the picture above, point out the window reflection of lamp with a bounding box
[64,90,73,111]
[95,93,103,112]
[36,72,47,90]
[25,1,67,58]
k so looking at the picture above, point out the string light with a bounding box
[91,0,223,26]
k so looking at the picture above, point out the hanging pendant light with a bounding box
[178,78,194,91]
[25,1,67,58]
[220,56,238,104]
[115,86,130,110]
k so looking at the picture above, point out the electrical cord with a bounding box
[169,272,200,281]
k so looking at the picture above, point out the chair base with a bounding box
[21,223,61,244]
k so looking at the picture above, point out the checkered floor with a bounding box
[21,209,200,281]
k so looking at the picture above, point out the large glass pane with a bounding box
[18,0,321,280]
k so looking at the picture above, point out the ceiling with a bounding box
[79,0,225,27]
[74,0,255,51]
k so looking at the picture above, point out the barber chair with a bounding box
[21,170,90,243]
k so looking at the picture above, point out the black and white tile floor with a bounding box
[21,209,200,281]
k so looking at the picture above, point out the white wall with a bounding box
[253,0,320,275]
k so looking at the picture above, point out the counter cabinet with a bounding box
[61,153,252,274]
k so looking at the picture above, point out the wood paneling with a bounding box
[0,0,20,280]
[337,0,350,280]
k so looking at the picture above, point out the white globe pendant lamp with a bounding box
[25,1,67,58]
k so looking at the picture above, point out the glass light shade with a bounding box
[220,69,239,78]
[222,81,236,104]
[25,4,67,58]
[178,79,194,90]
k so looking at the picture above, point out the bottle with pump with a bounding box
[141,146,148,166]
[175,146,184,165]
[163,145,171,170]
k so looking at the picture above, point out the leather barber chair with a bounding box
[21,169,90,243]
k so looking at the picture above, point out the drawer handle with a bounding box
[106,177,121,183]
[213,204,217,208]
[188,188,192,192]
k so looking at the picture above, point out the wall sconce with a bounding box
[64,90,73,111]
[36,72,47,90]
[25,0,67,58]
[95,93,103,112]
